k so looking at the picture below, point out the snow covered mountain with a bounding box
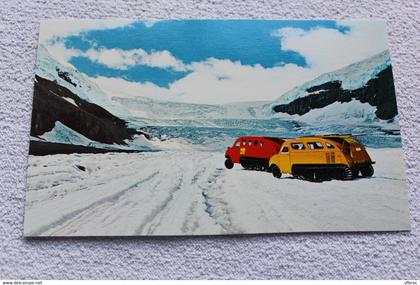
[35,44,127,117]
[31,75,154,150]
[30,45,401,154]
[114,50,399,129]
[271,50,398,124]
[31,46,154,152]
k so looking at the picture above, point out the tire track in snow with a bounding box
[49,177,165,235]
[179,161,223,234]
[197,167,243,234]
[28,171,159,236]
[134,174,184,235]
[25,148,410,235]
[98,178,166,231]
[136,153,224,235]
[239,174,297,231]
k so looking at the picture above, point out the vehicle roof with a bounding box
[236,136,284,143]
[286,135,362,145]
[237,136,282,139]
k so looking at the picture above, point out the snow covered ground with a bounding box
[24,148,410,236]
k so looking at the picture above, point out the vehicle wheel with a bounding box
[343,167,356,180]
[360,165,374,177]
[224,159,234,169]
[271,165,282,178]
[240,161,248,169]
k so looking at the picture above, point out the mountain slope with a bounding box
[30,44,158,153]
[35,44,127,117]
[31,75,140,145]
[271,51,398,121]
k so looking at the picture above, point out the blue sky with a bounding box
[70,56,189,88]
[55,20,349,88]
[41,19,387,104]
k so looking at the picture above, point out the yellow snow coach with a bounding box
[269,134,375,181]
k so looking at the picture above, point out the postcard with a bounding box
[24,19,410,236]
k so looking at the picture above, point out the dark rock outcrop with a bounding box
[56,68,79,87]
[31,75,138,145]
[29,141,144,156]
[273,66,398,120]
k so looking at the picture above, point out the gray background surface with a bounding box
[0,0,419,279]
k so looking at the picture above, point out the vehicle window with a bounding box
[235,141,241,147]
[291,143,305,150]
[254,140,259,146]
[242,140,246,146]
[326,143,334,149]
[307,142,324,150]
[259,142,263,147]
[281,146,289,152]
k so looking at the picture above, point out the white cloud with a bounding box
[43,43,188,71]
[89,76,172,101]
[274,20,388,73]
[84,48,188,71]
[39,19,136,44]
[43,20,390,105]
[90,58,318,104]
[39,19,171,70]
[89,20,390,104]
[39,19,136,68]
[41,42,83,68]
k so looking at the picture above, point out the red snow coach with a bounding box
[224,136,285,171]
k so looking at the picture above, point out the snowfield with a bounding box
[24,148,410,236]
[26,40,409,237]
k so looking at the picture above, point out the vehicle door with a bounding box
[231,139,242,162]
[324,141,338,164]
[278,144,291,173]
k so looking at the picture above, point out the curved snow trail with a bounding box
[24,148,410,236]
[24,151,224,236]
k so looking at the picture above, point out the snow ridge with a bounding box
[35,44,127,117]
[272,50,392,106]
